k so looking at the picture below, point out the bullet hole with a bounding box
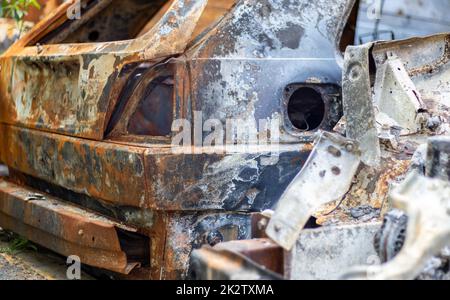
[331,166,341,175]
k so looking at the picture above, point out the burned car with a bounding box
[0,0,353,279]
[0,0,449,280]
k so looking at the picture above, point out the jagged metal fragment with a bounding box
[373,53,427,134]
[266,131,361,250]
[342,44,381,167]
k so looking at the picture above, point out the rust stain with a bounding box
[0,0,353,279]
[0,0,209,140]
[0,124,147,207]
[0,179,139,274]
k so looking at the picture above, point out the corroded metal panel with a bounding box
[0,124,309,211]
[144,147,310,211]
[0,124,147,207]
[0,179,141,274]
[0,0,208,140]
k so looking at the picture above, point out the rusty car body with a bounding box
[0,0,359,279]
[1,0,450,280]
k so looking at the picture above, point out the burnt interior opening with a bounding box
[37,0,168,45]
[127,75,174,136]
[117,228,150,266]
[35,0,237,46]
[287,87,325,131]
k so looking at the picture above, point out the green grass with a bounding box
[0,231,37,255]
[0,0,41,23]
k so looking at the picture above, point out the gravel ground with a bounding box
[0,229,94,280]
[0,254,46,280]
[0,170,54,280]
[0,171,95,280]
[0,228,47,280]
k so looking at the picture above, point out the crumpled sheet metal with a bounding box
[0,0,208,140]
[316,35,450,280]
[0,0,351,278]
[371,34,450,136]
[373,54,427,134]
[0,179,140,274]
[343,172,450,280]
[0,124,309,211]
[187,21,450,281]
[324,34,450,226]
[266,131,361,250]
[342,43,381,167]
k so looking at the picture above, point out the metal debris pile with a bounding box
[191,2,450,280]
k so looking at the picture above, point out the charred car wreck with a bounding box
[0,0,449,280]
